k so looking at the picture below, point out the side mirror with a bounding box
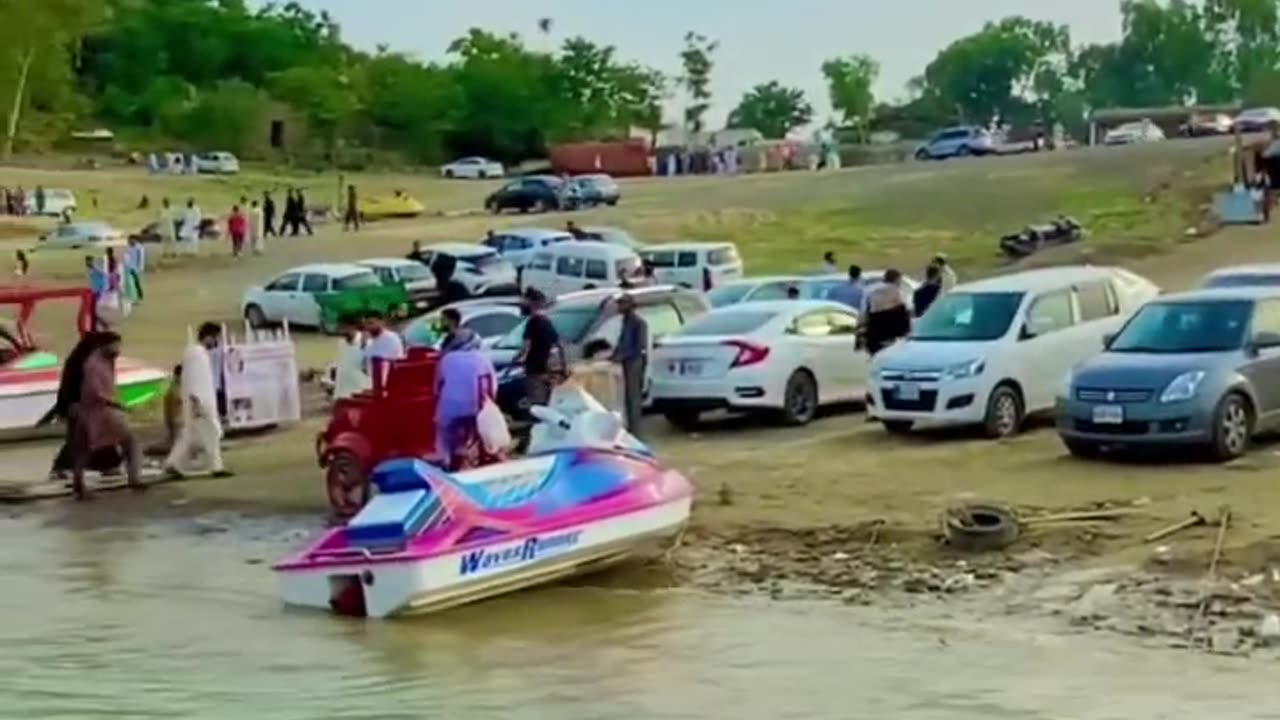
[1019,323,1036,341]
[1102,332,1116,349]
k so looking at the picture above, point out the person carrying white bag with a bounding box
[435,318,509,470]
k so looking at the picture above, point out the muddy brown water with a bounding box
[1,507,1275,719]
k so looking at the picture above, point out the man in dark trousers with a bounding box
[611,294,648,436]
[262,191,277,237]
[912,264,944,317]
[343,184,360,232]
[517,290,561,409]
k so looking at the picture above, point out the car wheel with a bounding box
[320,313,340,336]
[956,145,973,157]
[1210,392,1253,461]
[982,384,1024,439]
[535,199,550,213]
[487,201,500,215]
[779,370,818,426]
[1063,438,1103,459]
[244,304,267,328]
[914,149,929,161]
[882,420,914,435]
[664,411,702,431]
[607,199,619,206]
[444,169,455,179]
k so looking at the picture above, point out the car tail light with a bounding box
[725,339,769,368]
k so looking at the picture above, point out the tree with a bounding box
[0,0,106,157]
[1204,0,1280,94]
[821,54,879,140]
[916,16,1072,127]
[679,31,717,133]
[727,81,813,138]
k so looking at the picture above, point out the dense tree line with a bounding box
[4,0,1280,164]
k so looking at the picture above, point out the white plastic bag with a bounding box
[476,398,512,454]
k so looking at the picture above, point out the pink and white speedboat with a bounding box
[273,393,693,618]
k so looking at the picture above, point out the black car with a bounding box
[571,174,621,207]
[485,176,576,214]
[488,285,711,424]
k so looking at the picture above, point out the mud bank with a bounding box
[671,505,1280,658]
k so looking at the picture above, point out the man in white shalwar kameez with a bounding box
[180,198,202,256]
[164,342,231,478]
[332,316,370,400]
[249,200,265,255]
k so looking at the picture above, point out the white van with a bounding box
[640,242,743,291]
[867,266,1160,439]
[521,241,646,299]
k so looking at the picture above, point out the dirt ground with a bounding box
[4,141,1280,649]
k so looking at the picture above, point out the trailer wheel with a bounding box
[326,450,369,521]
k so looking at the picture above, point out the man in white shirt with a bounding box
[180,198,203,255]
[362,311,405,385]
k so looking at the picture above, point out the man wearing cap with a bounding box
[611,294,649,436]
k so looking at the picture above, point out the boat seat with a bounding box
[346,489,441,550]
[371,458,446,494]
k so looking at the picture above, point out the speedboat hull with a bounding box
[278,495,690,617]
[274,449,693,618]
[0,355,167,435]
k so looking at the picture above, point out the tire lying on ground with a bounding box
[940,502,1020,552]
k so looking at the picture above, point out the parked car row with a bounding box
[484,173,623,214]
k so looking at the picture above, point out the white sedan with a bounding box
[441,157,505,180]
[650,300,868,428]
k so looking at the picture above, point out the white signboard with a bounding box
[220,328,301,431]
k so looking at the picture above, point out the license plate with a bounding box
[678,359,703,376]
[1092,405,1124,424]
[897,383,920,401]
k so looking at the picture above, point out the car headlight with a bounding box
[1160,371,1206,403]
[942,358,985,380]
[1058,371,1074,400]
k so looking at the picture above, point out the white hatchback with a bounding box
[867,266,1160,438]
[650,300,868,428]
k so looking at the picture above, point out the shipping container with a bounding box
[550,140,652,177]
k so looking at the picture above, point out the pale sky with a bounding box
[288,0,1124,126]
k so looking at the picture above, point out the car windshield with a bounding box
[493,305,599,349]
[708,247,739,265]
[676,310,776,336]
[396,264,432,281]
[802,279,844,299]
[402,314,445,348]
[707,284,755,307]
[455,251,502,268]
[911,291,1025,341]
[1203,273,1280,289]
[333,272,380,291]
[1109,300,1251,353]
